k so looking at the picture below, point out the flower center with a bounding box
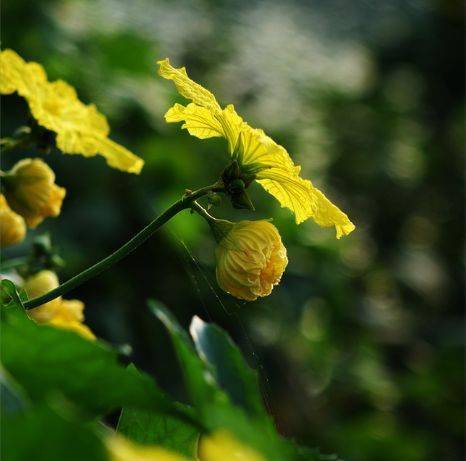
[259,251,280,289]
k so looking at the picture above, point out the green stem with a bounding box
[24,183,223,310]
[191,201,219,223]
[191,201,233,243]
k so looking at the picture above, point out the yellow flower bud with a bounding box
[48,317,96,341]
[24,270,62,322]
[4,158,66,228]
[24,270,95,340]
[199,430,266,461]
[215,220,288,301]
[0,194,26,247]
[55,299,85,323]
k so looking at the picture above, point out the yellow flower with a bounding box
[199,431,266,461]
[0,49,143,174]
[3,158,66,228]
[0,194,26,248]
[105,434,188,461]
[215,220,288,301]
[25,270,95,340]
[48,316,95,341]
[23,270,62,321]
[157,58,354,238]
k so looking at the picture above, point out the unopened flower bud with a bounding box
[24,270,95,340]
[24,270,61,322]
[215,220,288,301]
[4,158,66,228]
[0,194,26,248]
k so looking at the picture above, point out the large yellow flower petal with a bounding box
[232,126,294,172]
[28,79,109,137]
[55,133,144,174]
[256,168,354,237]
[218,104,246,154]
[0,49,144,174]
[0,49,47,96]
[165,102,224,139]
[157,58,220,111]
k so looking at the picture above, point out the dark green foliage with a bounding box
[190,315,269,422]
[117,407,199,457]
[1,294,174,418]
[2,404,108,461]
[1,284,336,460]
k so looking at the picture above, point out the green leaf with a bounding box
[0,279,24,309]
[1,403,107,461]
[0,307,177,419]
[190,315,269,422]
[150,301,293,461]
[117,406,199,457]
[149,300,229,417]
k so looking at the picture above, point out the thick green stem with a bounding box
[24,184,223,310]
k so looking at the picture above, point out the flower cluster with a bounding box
[157,58,355,300]
[1,48,355,461]
[1,49,142,336]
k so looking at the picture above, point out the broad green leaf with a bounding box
[190,315,269,422]
[149,300,229,417]
[1,403,107,461]
[150,301,294,461]
[0,307,176,418]
[117,406,199,457]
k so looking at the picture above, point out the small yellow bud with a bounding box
[0,194,26,248]
[24,269,95,340]
[24,270,62,322]
[55,299,85,323]
[48,317,96,340]
[4,158,66,228]
[215,220,288,301]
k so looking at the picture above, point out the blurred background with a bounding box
[1,1,464,460]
